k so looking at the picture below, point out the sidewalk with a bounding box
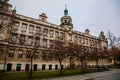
[43,69,120,80]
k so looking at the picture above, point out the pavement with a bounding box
[42,69,120,80]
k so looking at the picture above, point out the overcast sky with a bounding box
[9,0,120,37]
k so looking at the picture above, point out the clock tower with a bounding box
[60,4,73,31]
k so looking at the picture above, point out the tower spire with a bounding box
[64,4,68,16]
[65,4,67,10]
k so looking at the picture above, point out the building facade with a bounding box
[0,0,109,71]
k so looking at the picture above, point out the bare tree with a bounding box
[107,30,120,48]
[90,47,100,70]
[19,33,40,77]
[0,11,15,40]
[0,10,15,73]
[100,47,109,67]
[107,30,120,65]
[116,48,120,62]
[70,43,89,73]
[109,46,119,65]
[49,36,67,75]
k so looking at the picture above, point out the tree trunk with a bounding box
[96,59,99,70]
[2,45,9,73]
[114,55,116,66]
[59,60,63,76]
[80,59,84,73]
[29,57,33,77]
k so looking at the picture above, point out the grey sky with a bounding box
[9,0,120,37]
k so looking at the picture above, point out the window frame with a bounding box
[21,23,27,32]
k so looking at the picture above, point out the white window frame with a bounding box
[21,24,27,32]
[28,37,33,45]
[29,25,34,33]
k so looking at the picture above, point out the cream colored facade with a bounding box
[0,0,110,71]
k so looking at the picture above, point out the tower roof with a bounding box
[13,6,16,11]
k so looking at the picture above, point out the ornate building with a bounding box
[0,0,109,71]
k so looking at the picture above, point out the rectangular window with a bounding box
[26,51,31,58]
[86,39,88,45]
[49,65,52,70]
[79,37,81,43]
[0,47,2,54]
[28,37,33,45]
[92,40,94,46]
[35,38,40,47]
[43,28,48,37]
[29,25,34,33]
[82,38,85,44]
[90,40,92,46]
[21,24,27,32]
[95,41,97,47]
[13,22,19,31]
[55,31,59,38]
[48,55,53,61]
[36,27,41,34]
[69,34,72,41]
[34,52,39,59]
[91,40,93,46]
[75,36,78,42]
[49,40,53,48]
[42,52,47,61]
[19,35,25,45]
[60,32,64,38]
[55,65,58,70]
[49,30,54,38]
[11,34,17,43]
[18,50,23,58]
[8,50,14,58]
[43,39,47,48]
